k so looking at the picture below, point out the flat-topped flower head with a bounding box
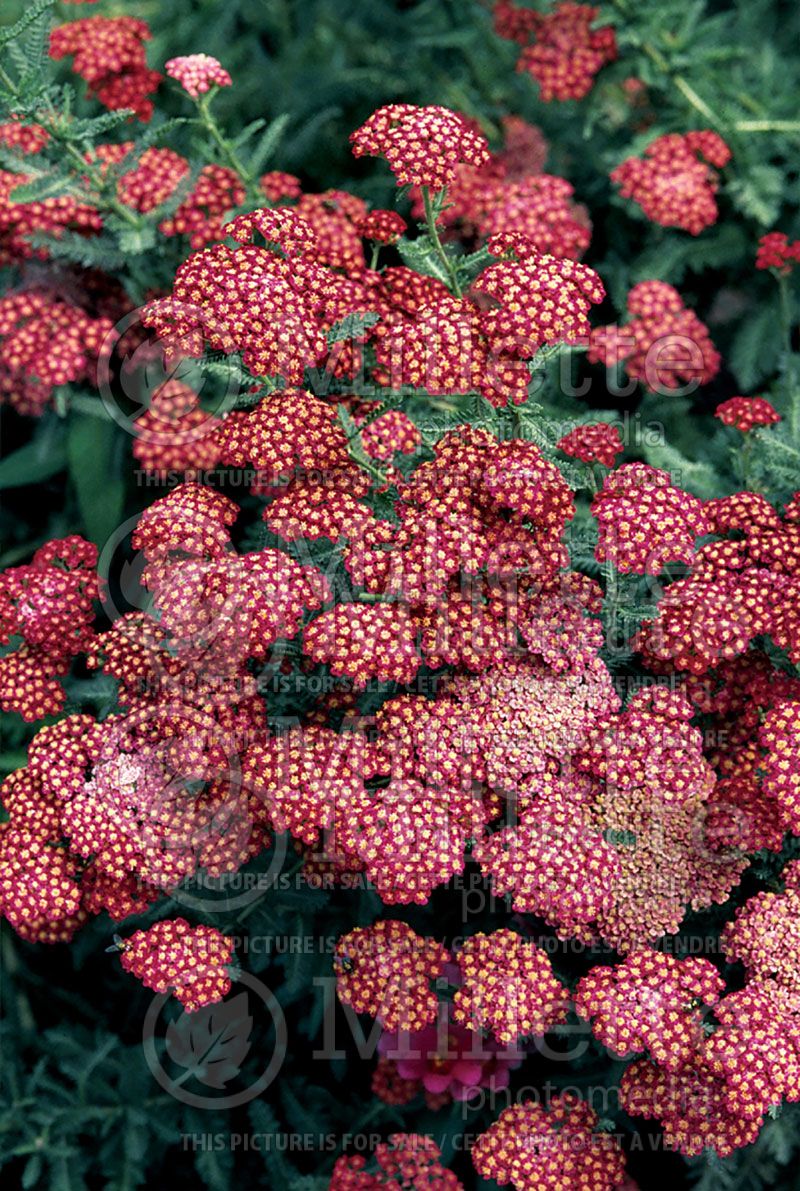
[495,2,618,102]
[453,929,568,1044]
[592,462,710,574]
[165,54,232,98]
[575,951,724,1070]
[472,1093,627,1189]
[49,16,160,121]
[358,208,408,245]
[333,919,448,1032]
[558,422,623,467]
[756,231,800,273]
[589,280,720,394]
[350,104,490,190]
[612,131,731,235]
[118,918,235,1012]
[715,395,781,432]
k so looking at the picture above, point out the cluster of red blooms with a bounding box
[493,2,617,101]
[49,17,161,121]
[722,860,800,989]
[452,928,568,1043]
[411,116,590,260]
[471,1094,627,1189]
[372,246,604,406]
[357,407,421,462]
[612,131,731,234]
[574,951,724,1069]
[589,280,721,393]
[117,918,235,1011]
[358,209,408,245]
[350,104,490,190]
[142,183,604,405]
[0,536,98,720]
[330,1135,462,1190]
[7,24,800,1180]
[618,946,800,1158]
[88,141,191,214]
[0,122,102,265]
[557,421,623,467]
[0,288,112,415]
[131,378,225,476]
[635,489,800,675]
[756,230,800,272]
[592,462,709,574]
[159,164,246,248]
[334,921,448,1031]
[715,394,781,432]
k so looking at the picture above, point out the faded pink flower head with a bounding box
[165,53,232,99]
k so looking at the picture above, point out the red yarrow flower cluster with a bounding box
[574,951,724,1069]
[372,247,604,406]
[589,280,720,393]
[721,861,800,991]
[118,918,235,1011]
[494,2,618,102]
[131,379,224,477]
[303,604,421,688]
[350,104,490,190]
[479,174,591,259]
[0,155,102,266]
[358,209,408,245]
[159,164,246,247]
[259,170,302,202]
[165,54,232,98]
[715,395,781,432]
[410,116,573,257]
[635,492,800,675]
[612,131,731,234]
[0,537,98,721]
[115,145,190,213]
[0,288,112,415]
[558,422,623,467]
[358,408,421,462]
[452,929,568,1043]
[471,1093,627,1190]
[756,230,800,272]
[49,17,161,121]
[334,920,448,1032]
[592,463,710,574]
[0,120,50,155]
[330,1134,462,1190]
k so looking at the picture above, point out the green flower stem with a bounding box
[734,119,800,134]
[39,129,142,228]
[778,273,794,363]
[422,186,462,298]
[609,0,729,132]
[0,63,18,94]
[740,434,753,489]
[196,91,257,195]
[778,272,799,441]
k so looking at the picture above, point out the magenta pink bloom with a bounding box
[378,1011,523,1101]
[165,54,232,98]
